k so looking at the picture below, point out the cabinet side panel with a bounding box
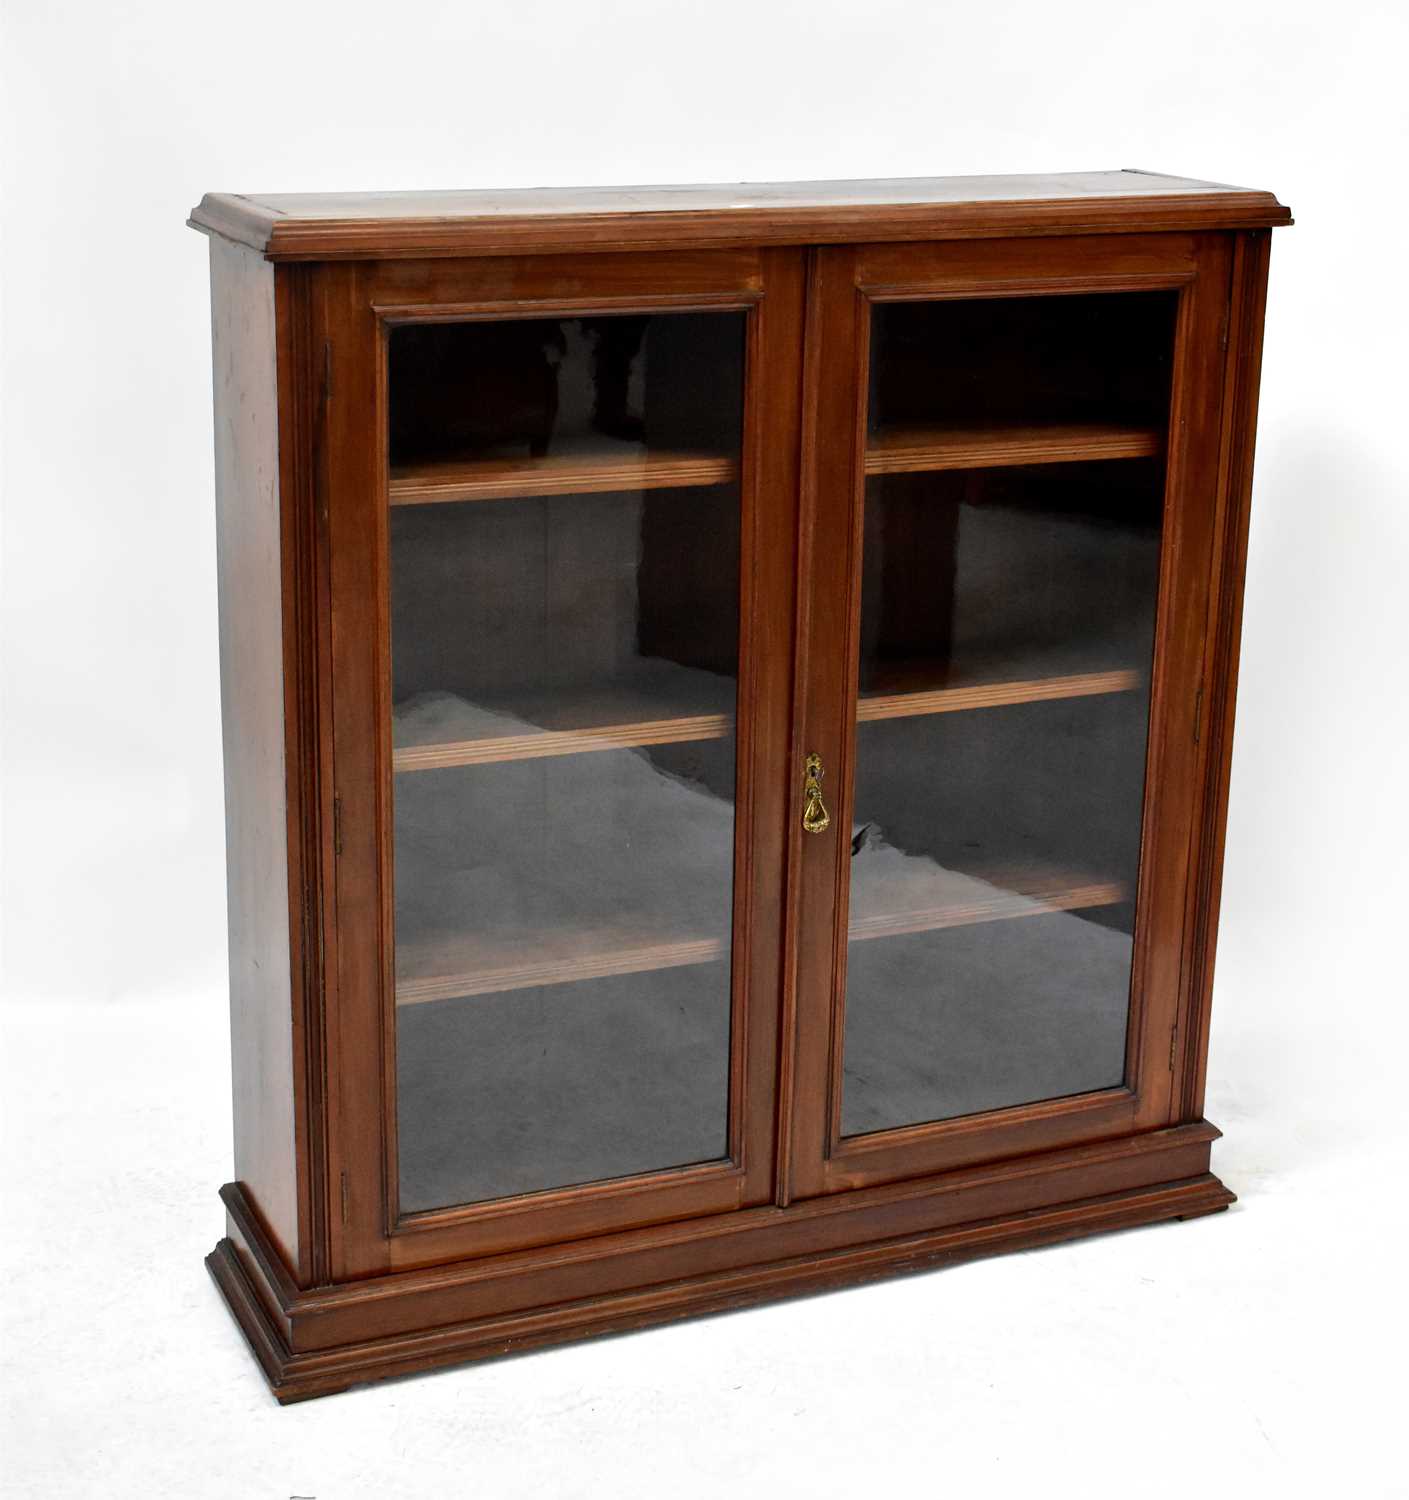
[209,236,299,1270]
[1179,230,1274,1117]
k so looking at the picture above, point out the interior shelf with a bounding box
[398,936,726,1006]
[395,864,1129,1007]
[389,420,1158,507]
[390,446,739,505]
[392,665,736,772]
[865,420,1163,475]
[394,661,1142,772]
[395,708,732,772]
[857,666,1140,724]
[846,872,1126,943]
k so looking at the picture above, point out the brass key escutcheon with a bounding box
[801,752,831,834]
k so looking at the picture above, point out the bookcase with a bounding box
[190,170,1290,1401]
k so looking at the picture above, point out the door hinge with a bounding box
[340,1170,349,1226]
[1169,1022,1180,1071]
[321,338,333,406]
[333,796,343,857]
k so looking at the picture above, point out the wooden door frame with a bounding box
[785,231,1240,1200]
[316,247,806,1278]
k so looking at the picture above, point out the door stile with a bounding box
[726,246,808,1204]
[1118,234,1236,1130]
[786,247,870,1201]
[318,259,388,1280]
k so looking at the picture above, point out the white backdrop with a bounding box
[2,1,1407,1495]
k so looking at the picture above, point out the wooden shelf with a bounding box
[390,447,739,505]
[392,668,737,772]
[393,666,1141,772]
[846,876,1126,942]
[857,668,1140,724]
[395,710,732,772]
[396,869,1127,1006]
[390,420,1161,505]
[865,420,1163,475]
[397,937,726,1006]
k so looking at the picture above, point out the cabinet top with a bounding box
[189,169,1290,262]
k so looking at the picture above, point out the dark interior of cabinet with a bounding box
[388,309,745,712]
[858,458,1165,691]
[389,311,744,469]
[856,456,1165,906]
[853,293,1173,917]
[867,290,1177,433]
[389,483,740,726]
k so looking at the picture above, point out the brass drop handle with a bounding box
[801,752,831,834]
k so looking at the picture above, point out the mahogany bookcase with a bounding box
[189,170,1291,1401]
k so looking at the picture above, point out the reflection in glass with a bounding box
[841,293,1175,1137]
[388,312,745,1211]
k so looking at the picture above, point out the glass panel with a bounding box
[841,292,1176,1138]
[387,312,746,1211]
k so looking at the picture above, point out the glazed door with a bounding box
[323,249,804,1275]
[787,233,1235,1197]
